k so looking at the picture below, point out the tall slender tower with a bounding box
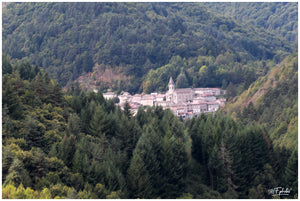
[167,77,175,102]
[168,77,175,92]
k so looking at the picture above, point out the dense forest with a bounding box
[223,52,298,149]
[2,2,297,93]
[2,55,298,198]
[204,2,298,42]
[2,2,298,199]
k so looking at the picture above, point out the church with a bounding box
[166,77,195,104]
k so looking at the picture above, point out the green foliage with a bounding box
[176,71,189,88]
[188,114,280,198]
[123,101,133,119]
[2,183,42,199]
[3,54,13,75]
[58,135,76,168]
[127,111,188,198]
[94,183,109,199]
[127,153,152,198]
[226,82,237,100]
[3,3,294,93]
[284,148,298,198]
[205,2,298,42]
[2,53,297,199]
[4,158,31,188]
[225,53,298,150]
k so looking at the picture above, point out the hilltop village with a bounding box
[99,77,226,119]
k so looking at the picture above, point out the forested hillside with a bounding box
[219,52,298,198]
[204,2,298,42]
[2,56,297,199]
[2,2,296,93]
[222,52,298,149]
[2,2,298,199]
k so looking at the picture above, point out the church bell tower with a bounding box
[167,77,175,103]
[168,77,175,92]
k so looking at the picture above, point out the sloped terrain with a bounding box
[222,52,298,149]
[3,2,296,93]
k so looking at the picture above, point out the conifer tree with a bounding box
[72,149,82,173]
[208,145,227,193]
[159,135,188,198]
[50,81,63,106]
[123,101,132,119]
[59,135,76,168]
[284,148,298,198]
[136,107,148,128]
[4,158,31,188]
[67,113,81,136]
[23,116,45,148]
[3,54,12,75]
[89,105,110,138]
[127,152,152,198]
[2,74,24,119]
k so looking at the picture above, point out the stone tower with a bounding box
[168,77,175,92]
[167,77,175,102]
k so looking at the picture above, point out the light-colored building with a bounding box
[119,93,132,105]
[141,95,154,106]
[208,102,219,112]
[132,94,142,104]
[155,94,165,102]
[191,102,208,114]
[194,88,221,96]
[200,93,217,102]
[155,101,170,109]
[103,92,117,99]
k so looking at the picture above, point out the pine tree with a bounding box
[67,113,81,136]
[4,158,32,188]
[72,149,82,173]
[159,135,188,198]
[89,150,127,196]
[2,146,15,183]
[132,126,162,198]
[123,101,132,119]
[127,153,152,198]
[3,54,12,75]
[136,107,148,128]
[50,80,63,106]
[208,145,227,193]
[89,105,110,137]
[59,135,77,168]
[23,116,45,148]
[250,163,277,199]
[284,148,298,198]
[2,74,24,119]
[231,126,270,197]
[28,148,49,179]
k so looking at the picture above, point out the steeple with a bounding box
[169,77,175,85]
[168,77,175,92]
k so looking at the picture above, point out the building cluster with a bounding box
[103,77,226,119]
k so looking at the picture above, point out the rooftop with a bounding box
[169,77,175,85]
[103,92,116,95]
[175,88,194,93]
